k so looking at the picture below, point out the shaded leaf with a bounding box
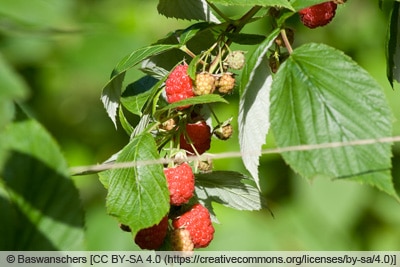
[225,32,266,45]
[0,108,85,250]
[106,133,169,235]
[387,1,400,87]
[270,43,397,198]
[121,76,159,116]
[195,171,268,211]
[157,0,220,22]
[238,29,280,190]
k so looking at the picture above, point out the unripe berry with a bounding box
[225,51,246,70]
[193,72,216,95]
[170,228,194,252]
[217,73,235,94]
[214,124,233,140]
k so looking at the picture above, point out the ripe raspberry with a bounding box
[217,73,235,94]
[225,51,245,70]
[134,216,168,250]
[172,203,214,248]
[299,1,337,29]
[165,64,195,109]
[164,163,195,206]
[180,120,211,155]
[170,228,194,252]
[214,124,233,140]
[193,72,216,96]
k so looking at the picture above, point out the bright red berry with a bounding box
[172,203,214,248]
[165,64,195,109]
[180,120,211,155]
[134,216,168,250]
[164,163,195,206]
[299,1,337,29]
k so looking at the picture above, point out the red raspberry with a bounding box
[165,64,195,109]
[180,120,211,155]
[172,203,215,248]
[134,216,168,250]
[299,1,337,29]
[164,163,195,206]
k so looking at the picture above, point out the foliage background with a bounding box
[1,0,400,250]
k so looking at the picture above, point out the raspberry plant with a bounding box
[2,0,400,252]
[95,0,400,250]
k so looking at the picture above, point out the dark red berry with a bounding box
[299,1,337,29]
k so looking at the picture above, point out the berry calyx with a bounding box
[165,64,195,109]
[193,72,216,96]
[134,216,169,250]
[164,163,195,206]
[217,73,235,94]
[172,203,214,248]
[170,228,194,252]
[299,1,337,29]
[180,120,211,155]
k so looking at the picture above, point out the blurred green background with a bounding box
[1,0,400,250]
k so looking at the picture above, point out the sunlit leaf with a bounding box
[157,0,220,22]
[270,43,397,198]
[106,133,169,235]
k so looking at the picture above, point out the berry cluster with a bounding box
[125,49,243,251]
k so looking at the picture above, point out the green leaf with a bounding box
[225,33,266,45]
[106,133,169,235]
[101,45,179,127]
[155,94,229,116]
[0,54,29,170]
[0,108,85,250]
[121,76,159,116]
[238,29,280,190]
[270,43,397,198]
[177,22,217,45]
[289,0,328,10]
[118,105,134,136]
[208,0,293,9]
[195,171,268,211]
[386,1,400,86]
[157,0,220,22]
